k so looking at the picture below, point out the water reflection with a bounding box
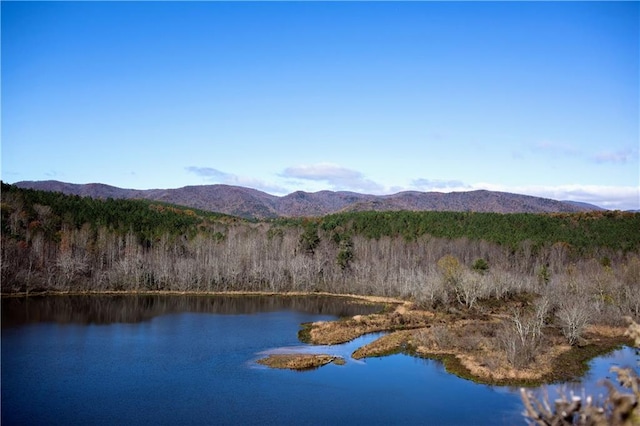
[1,295,383,327]
[255,331,389,367]
[530,346,640,403]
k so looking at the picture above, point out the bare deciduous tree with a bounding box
[556,297,592,346]
[498,308,545,369]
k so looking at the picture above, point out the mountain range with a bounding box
[12,180,604,219]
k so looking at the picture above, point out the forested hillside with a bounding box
[1,182,240,243]
[14,179,600,218]
[2,183,639,335]
[315,210,639,252]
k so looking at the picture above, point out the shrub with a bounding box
[336,238,354,270]
[299,223,320,255]
[472,258,489,274]
[431,325,456,350]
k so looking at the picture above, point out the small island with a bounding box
[256,353,345,370]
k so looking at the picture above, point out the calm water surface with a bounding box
[2,296,637,425]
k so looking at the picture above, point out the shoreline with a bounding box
[2,290,631,386]
[0,290,407,305]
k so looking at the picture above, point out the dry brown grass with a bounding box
[586,324,629,339]
[409,320,573,383]
[307,302,434,345]
[305,302,630,385]
[352,330,414,359]
[454,344,572,383]
[256,354,343,370]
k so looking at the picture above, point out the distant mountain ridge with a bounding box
[12,180,604,219]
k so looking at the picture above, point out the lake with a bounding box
[2,295,637,425]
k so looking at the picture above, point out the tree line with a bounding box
[313,209,640,253]
[2,183,639,340]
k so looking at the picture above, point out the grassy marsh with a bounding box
[298,299,632,386]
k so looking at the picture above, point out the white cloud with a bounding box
[185,166,230,180]
[185,166,289,194]
[281,162,384,193]
[282,163,360,180]
[404,175,639,210]
[411,178,470,191]
[467,183,639,210]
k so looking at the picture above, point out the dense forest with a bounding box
[2,182,639,337]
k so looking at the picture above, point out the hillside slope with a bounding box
[13,180,602,219]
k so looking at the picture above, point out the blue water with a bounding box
[1,297,637,425]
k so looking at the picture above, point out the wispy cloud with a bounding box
[532,140,582,156]
[468,183,639,211]
[411,178,470,191]
[404,177,638,210]
[511,140,582,162]
[592,148,638,164]
[185,166,230,180]
[185,166,289,194]
[528,141,639,166]
[280,162,383,193]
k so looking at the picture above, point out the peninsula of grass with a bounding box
[297,298,632,386]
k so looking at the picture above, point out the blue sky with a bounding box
[2,1,639,210]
